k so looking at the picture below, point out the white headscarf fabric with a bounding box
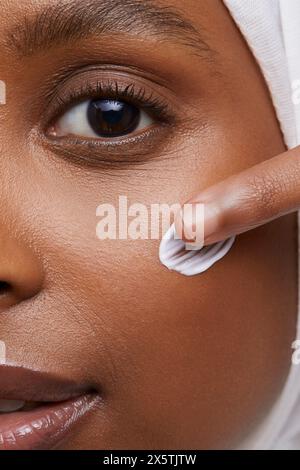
[223,0,300,450]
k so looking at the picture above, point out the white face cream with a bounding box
[159,224,235,276]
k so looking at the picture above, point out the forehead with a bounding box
[0,0,241,90]
[0,0,213,16]
[0,0,225,48]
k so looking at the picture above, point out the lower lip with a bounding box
[0,394,98,450]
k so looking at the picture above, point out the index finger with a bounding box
[175,146,300,246]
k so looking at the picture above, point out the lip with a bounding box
[0,364,100,450]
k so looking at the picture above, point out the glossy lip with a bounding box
[0,364,101,450]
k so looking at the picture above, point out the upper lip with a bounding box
[0,363,93,403]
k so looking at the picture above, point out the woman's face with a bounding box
[0,0,297,449]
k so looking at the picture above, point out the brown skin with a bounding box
[0,0,297,449]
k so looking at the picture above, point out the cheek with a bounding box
[83,219,295,449]
[3,106,295,449]
[47,215,295,448]
[28,178,295,449]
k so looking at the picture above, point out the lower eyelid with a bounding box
[42,121,174,169]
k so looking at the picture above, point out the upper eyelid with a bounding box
[57,82,172,119]
[42,65,174,111]
[42,63,172,103]
[42,70,178,133]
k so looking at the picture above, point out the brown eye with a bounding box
[52,98,153,140]
[87,99,141,137]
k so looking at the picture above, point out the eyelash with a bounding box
[49,79,175,131]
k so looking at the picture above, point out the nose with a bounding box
[0,230,43,312]
[0,75,44,312]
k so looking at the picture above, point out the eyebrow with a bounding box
[6,0,215,61]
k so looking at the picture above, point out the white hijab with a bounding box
[223,0,300,449]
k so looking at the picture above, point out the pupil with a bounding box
[87,99,140,137]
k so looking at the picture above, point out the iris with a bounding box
[87,99,140,137]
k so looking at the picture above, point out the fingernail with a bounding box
[180,203,205,246]
[178,202,220,245]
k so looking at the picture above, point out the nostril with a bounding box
[0,281,11,296]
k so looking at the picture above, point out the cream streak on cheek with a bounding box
[159,224,235,276]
